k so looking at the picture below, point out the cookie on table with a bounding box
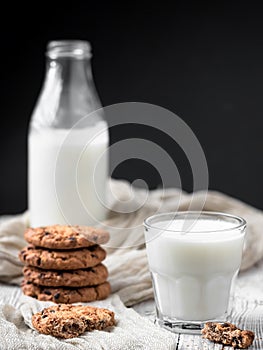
[24,225,109,250]
[23,264,108,287]
[202,322,255,349]
[19,244,106,270]
[32,304,115,339]
[22,280,111,303]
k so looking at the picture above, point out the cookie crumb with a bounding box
[202,322,255,349]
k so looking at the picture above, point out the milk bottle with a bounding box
[28,41,108,227]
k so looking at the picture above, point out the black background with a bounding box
[1,2,263,214]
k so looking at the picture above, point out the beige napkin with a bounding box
[1,179,263,306]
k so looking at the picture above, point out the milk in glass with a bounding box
[145,214,246,322]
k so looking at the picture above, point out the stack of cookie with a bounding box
[19,225,111,303]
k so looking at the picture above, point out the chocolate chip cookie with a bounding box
[32,304,115,338]
[25,225,109,250]
[23,264,108,287]
[19,245,106,270]
[202,322,255,349]
[22,280,111,303]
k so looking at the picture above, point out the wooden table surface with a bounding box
[133,258,263,349]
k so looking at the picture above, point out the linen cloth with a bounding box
[1,179,262,297]
[1,179,263,349]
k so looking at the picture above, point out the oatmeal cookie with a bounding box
[23,264,108,287]
[19,245,106,270]
[24,225,109,250]
[22,280,111,303]
[32,303,115,338]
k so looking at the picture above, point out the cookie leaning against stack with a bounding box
[32,304,116,338]
[19,225,111,303]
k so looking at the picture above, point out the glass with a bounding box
[144,211,246,334]
[28,40,109,227]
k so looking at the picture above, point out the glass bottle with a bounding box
[28,40,109,227]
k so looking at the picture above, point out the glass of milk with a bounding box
[144,211,246,334]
